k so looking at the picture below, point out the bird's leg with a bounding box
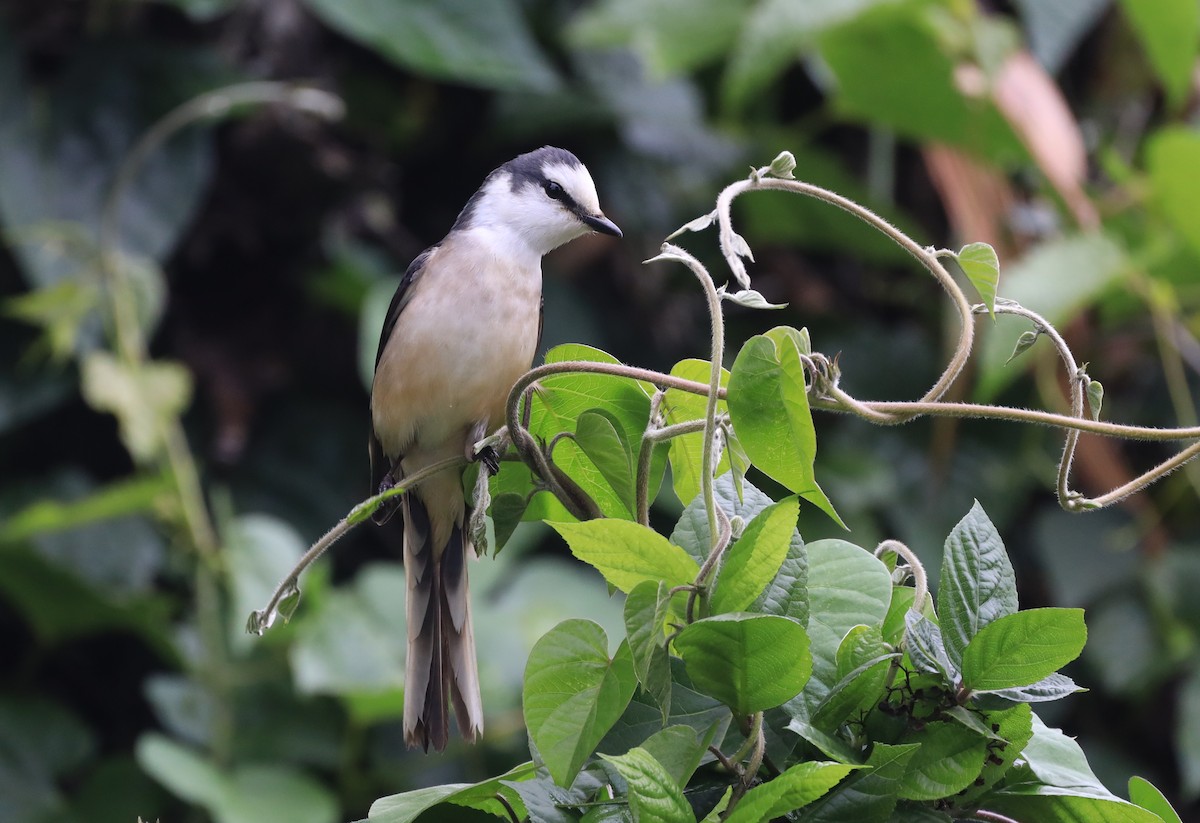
[466,420,501,474]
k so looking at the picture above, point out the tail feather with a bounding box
[402,493,484,751]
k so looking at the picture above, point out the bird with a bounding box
[369,147,621,751]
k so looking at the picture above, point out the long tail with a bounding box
[402,492,484,751]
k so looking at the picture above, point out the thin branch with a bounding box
[248,454,466,633]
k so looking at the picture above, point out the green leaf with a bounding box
[524,344,662,520]
[0,472,170,543]
[1116,0,1199,107]
[523,620,638,787]
[551,519,700,594]
[792,539,892,718]
[136,733,337,823]
[569,0,750,78]
[904,611,957,682]
[597,658,729,758]
[1148,127,1200,264]
[938,501,1018,673]
[601,748,695,823]
[289,564,407,710]
[957,703,1034,802]
[956,242,1000,316]
[724,761,857,823]
[674,613,811,714]
[624,580,673,719]
[988,791,1165,823]
[1086,379,1104,421]
[575,408,636,512]
[369,762,536,822]
[960,608,1087,692]
[896,721,988,800]
[798,743,919,822]
[1021,712,1116,795]
[80,353,192,463]
[1128,776,1183,823]
[812,625,897,730]
[490,493,528,553]
[1007,329,1040,365]
[976,672,1083,704]
[816,4,1021,162]
[976,234,1127,399]
[711,496,799,614]
[671,473,809,624]
[727,328,842,526]
[662,358,730,507]
[225,514,307,652]
[639,725,712,789]
[721,0,897,111]
[300,0,559,92]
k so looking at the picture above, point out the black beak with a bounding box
[581,212,622,238]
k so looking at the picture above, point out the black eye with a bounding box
[544,180,567,201]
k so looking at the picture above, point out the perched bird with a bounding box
[369,147,621,751]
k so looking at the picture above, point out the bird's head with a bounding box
[456,147,622,255]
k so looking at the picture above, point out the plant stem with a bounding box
[250,455,467,632]
[874,539,928,609]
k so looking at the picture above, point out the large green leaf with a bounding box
[896,721,988,800]
[1148,128,1200,264]
[1128,776,1184,823]
[671,473,809,625]
[288,563,406,717]
[136,734,337,823]
[369,762,535,822]
[722,0,895,111]
[790,539,892,720]
[710,496,798,614]
[938,502,1018,673]
[727,328,841,525]
[797,743,919,822]
[812,625,896,731]
[551,519,699,594]
[523,620,638,787]
[569,0,750,78]
[988,791,1166,823]
[601,748,695,823]
[674,613,811,714]
[1116,0,1199,107]
[300,0,558,92]
[724,761,857,823]
[960,608,1087,692]
[816,4,1022,162]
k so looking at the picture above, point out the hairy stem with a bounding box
[875,539,928,609]
[250,455,466,632]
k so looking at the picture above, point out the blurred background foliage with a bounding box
[2,0,1200,820]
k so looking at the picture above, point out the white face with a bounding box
[470,159,613,255]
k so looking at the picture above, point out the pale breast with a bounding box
[371,234,542,461]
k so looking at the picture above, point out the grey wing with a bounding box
[370,246,436,500]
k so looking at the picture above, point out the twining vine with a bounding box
[251,150,1200,635]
